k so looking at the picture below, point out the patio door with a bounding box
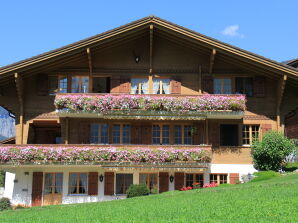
[43,173,63,205]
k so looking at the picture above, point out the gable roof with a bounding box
[1,16,298,80]
[285,58,298,69]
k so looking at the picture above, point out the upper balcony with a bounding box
[54,94,246,120]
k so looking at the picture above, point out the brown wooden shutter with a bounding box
[159,172,169,193]
[141,124,152,145]
[209,122,220,147]
[110,76,121,93]
[88,172,98,196]
[79,121,90,144]
[131,125,142,144]
[193,123,204,145]
[32,172,43,206]
[202,76,213,94]
[261,124,272,136]
[174,172,184,190]
[253,76,265,97]
[37,74,49,96]
[171,78,181,94]
[229,173,239,184]
[119,77,131,94]
[104,172,114,195]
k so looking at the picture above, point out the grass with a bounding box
[283,162,298,172]
[1,173,298,223]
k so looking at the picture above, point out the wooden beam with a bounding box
[209,49,216,74]
[205,119,209,145]
[276,74,287,132]
[86,48,93,75]
[65,118,69,144]
[14,73,24,144]
[149,24,154,74]
[198,65,202,94]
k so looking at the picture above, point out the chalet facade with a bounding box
[0,16,297,206]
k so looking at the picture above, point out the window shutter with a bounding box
[253,76,265,97]
[171,78,181,94]
[193,123,204,145]
[229,173,239,184]
[88,172,98,195]
[141,125,152,145]
[209,122,220,147]
[261,124,272,135]
[32,172,43,206]
[110,76,121,93]
[37,74,49,96]
[202,76,213,94]
[131,125,141,144]
[174,172,184,190]
[104,172,114,195]
[79,121,90,144]
[159,172,169,193]
[119,77,131,94]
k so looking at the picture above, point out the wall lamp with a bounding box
[169,175,174,183]
[99,174,104,182]
[135,56,140,63]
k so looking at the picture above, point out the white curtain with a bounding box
[162,79,170,94]
[131,79,139,94]
[153,79,160,94]
[141,78,149,94]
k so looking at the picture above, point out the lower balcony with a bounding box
[0,145,211,168]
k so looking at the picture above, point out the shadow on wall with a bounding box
[0,106,15,141]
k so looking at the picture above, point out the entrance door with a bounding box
[43,173,63,205]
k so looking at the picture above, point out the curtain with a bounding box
[55,173,63,194]
[131,79,138,94]
[162,79,170,94]
[141,78,149,94]
[69,173,77,194]
[153,79,160,94]
[79,173,88,194]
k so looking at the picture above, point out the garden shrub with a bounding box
[0,171,5,187]
[126,184,150,198]
[252,131,295,171]
[0,198,11,211]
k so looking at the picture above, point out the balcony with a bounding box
[54,94,246,120]
[0,145,211,168]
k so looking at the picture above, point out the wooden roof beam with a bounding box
[14,73,24,144]
[209,49,216,74]
[276,74,287,131]
[86,48,93,76]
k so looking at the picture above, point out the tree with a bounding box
[251,131,295,171]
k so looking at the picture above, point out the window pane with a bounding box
[242,125,250,145]
[59,76,68,93]
[71,77,89,93]
[162,79,170,94]
[79,173,87,194]
[55,173,63,194]
[49,76,58,95]
[152,125,160,144]
[71,77,80,93]
[186,174,194,187]
[214,79,221,94]
[220,174,227,184]
[210,174,217,183]
[131,78,148,94]
[236,78,253,96]
[153,79,160,94]
[116,174,133,194]
[90,124,99,144]
[113,125,121,144]
[122,125,131,144]
[174,125,182,144]
[162,125,170,145]
[69,173,77,194]
[223,79,231,94]
[81,77,89,93]
[184,126,192,145]
[44,173,53,194]
[100,124,109,144]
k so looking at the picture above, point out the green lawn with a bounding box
[1,173,298,223]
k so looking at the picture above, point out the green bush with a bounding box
[0,171,5,187]
[126,184,150,198]
[0,198,11,211]
[252,131,295,171]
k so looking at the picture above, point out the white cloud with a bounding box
[222,25,244,38]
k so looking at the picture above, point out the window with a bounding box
[44,173,63,194]
[214,78,232,94]
[71,76,89,93]
[174,125,192,145]
[131,78,149,94]
[220,124,238,146]
[242,125,260,145]
[69,173,88,194]
[93,77,110,93]
[139,173,158,193]
[58,76,68,93]
[186,174,204,188]
[116,174,133,194]
[48,76,58,95]
[236,77,253,96]
[112,124,131,144]
[152,125,170,145]
[153,79,170,94]
[210,174,227,184]
[90,123,109,144]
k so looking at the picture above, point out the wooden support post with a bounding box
[149,24,153,74]
[205,119,209,145]
[14,73,24,144]
[198,65,202,94]
[87,48,93,92]
[65,118,69,144]
[276,74,287,132]
[209,49,216,74]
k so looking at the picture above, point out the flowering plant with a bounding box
[180,186,193,191]
[54,94,246,113]
[203,182,218,188]
[0,146,211,165]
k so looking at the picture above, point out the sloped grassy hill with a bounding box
[1,173,298,223]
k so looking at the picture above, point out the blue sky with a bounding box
[0,0,297,67]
